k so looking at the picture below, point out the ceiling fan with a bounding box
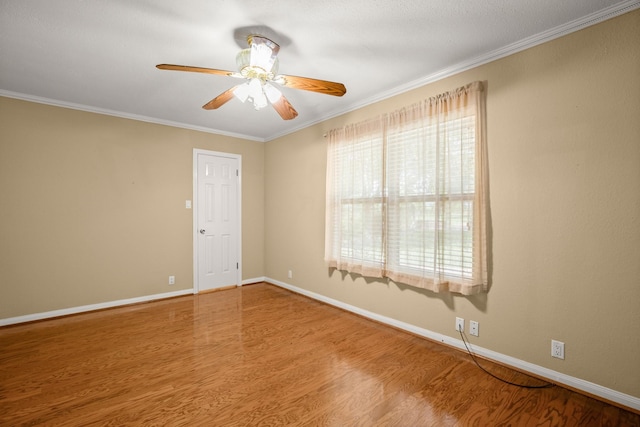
[156,35,347,120]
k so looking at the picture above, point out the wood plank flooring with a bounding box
[1,283,638,426]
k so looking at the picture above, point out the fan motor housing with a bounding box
[236,49,279,81]
[236,35,280,81]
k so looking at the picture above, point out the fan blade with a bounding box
[156,64,237,77]
[271,95,298,120]
[274,75,346,97]
[202,87,238,110]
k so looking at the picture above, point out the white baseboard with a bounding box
[266,277,640,412]
[242,276,267,285]
[1,278,267,326]
[0,288,194,327]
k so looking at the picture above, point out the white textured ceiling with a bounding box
[1,0,637,141]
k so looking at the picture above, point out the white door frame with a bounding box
[192,148,242,293]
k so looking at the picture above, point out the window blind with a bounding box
[325,81,488,295]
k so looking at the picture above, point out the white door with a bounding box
[195,151,240,292]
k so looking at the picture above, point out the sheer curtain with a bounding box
[325,81,488,295]
[325,118,386,278]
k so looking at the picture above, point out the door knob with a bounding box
[199,229,205,234]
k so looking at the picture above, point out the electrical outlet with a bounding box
[288,270,293,279]
[455,317,464,332]
[551,340,565,359]
[168,275,175,285]
[470,320,479,337]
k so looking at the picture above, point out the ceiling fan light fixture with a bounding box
[252,92,268,110]
[233,82,251,103]
[263,83,282,103]
[234,79,281,111]
[246,78,268,110]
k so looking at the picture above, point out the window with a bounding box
[325,82,488,295]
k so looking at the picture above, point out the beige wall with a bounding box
[265,10,640,397]
[0,98,265,317]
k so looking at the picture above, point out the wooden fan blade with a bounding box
[156,64,236,77]
[271,95,298,120]
[275,75,346,97]
[202,86,238,110]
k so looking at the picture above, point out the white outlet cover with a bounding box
[470,320,479,337]
[551,340,565,359]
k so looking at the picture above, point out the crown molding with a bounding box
[0,90,266,142]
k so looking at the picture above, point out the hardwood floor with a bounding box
[1,283,638,426]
